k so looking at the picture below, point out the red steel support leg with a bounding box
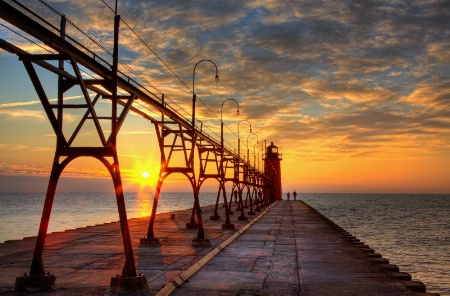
[210,185,221,220]
[227,184,235,215]
[191,185,210,247]
[186,180,200,229]
[238,186,248,221]
[111,160,136,277]
[140,176,163,246]
[186,205,199,229]
[247,186,255,216]
[255,188,262,212]
[109,155,148,291]
[15,160,61,291]
[221,182,235,230]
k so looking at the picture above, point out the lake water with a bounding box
[0,192,218,243]
[0,192,448,295]
[300,193,450,296]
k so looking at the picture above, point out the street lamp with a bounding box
[253,141,264,212]
[246,133,258,216]
[236,120,251,221]
[246,133,258,166]
[187,59,219,232]
[254,141,263,171]
[238,120,252,162]
[192,60,219,128]
[219,99,239,229]
[221,98,240,172]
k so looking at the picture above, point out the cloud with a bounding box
[0,162,113,179]
[2,0,449,173]
[0,143,53,152]
[0,95,89,108]
[404,81,450,110]
[0,109,45,119]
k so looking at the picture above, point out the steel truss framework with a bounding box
[0,1,276,291]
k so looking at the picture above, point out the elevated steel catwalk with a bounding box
[0,1,275,292]
[0,1,235,158]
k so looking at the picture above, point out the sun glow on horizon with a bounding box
[134,169,156,188]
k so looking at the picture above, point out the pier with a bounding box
[0,3,444,295]
[0,200,437,295]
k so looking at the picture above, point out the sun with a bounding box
[128,170,156,191]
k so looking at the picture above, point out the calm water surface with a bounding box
[0,192,217,243]
[1,192,448,295]
[300,193,450,296]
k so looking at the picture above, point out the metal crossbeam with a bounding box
[0,1,275,291]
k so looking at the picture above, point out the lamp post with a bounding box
[246,133,258,215]
[262,139,267,173]
[254,141,263,171]
[236,120,251,220]
[221,99,240,165]
[219,99,239,229]
[192,60,219,129]
[187,60,219,231]
[246,133,258,166]
[238,120,252,162]
[253,141,264,212]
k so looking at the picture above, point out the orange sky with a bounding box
[1,1,449,194]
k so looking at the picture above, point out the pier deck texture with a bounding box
[0,200,435,295]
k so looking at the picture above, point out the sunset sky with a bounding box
[1,0,449,194]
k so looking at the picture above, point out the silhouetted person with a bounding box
[287,192,290,200]
[293,190,297,201]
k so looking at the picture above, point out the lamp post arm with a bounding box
[220,98,239,177]
[238,120,252,161]
[192,59,219,128]
[193,59,219,94]
[246,133,258,165]
[220,98,239,122]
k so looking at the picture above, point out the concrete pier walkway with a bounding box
[0,200,436,295]
[167,200,434,296]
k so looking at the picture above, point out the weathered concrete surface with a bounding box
[0,203,251,295]
[169,201,432,296]
[0,201,435,295]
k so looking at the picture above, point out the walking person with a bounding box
[293,190,297,201]
[287,192,290,200]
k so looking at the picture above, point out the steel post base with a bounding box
[222,223,235,230]
[110,274,148,292]
[210,214,221,220]
[192,238,211,247]
[139,237,160,247]
[15,273,56,292]
[186,222,199,229]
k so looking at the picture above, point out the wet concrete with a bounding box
[0,201,437,295]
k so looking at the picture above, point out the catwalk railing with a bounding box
[0,0,276,292]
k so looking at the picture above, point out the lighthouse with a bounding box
[264,142,282,200]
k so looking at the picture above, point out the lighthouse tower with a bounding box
[264,142,282,200]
